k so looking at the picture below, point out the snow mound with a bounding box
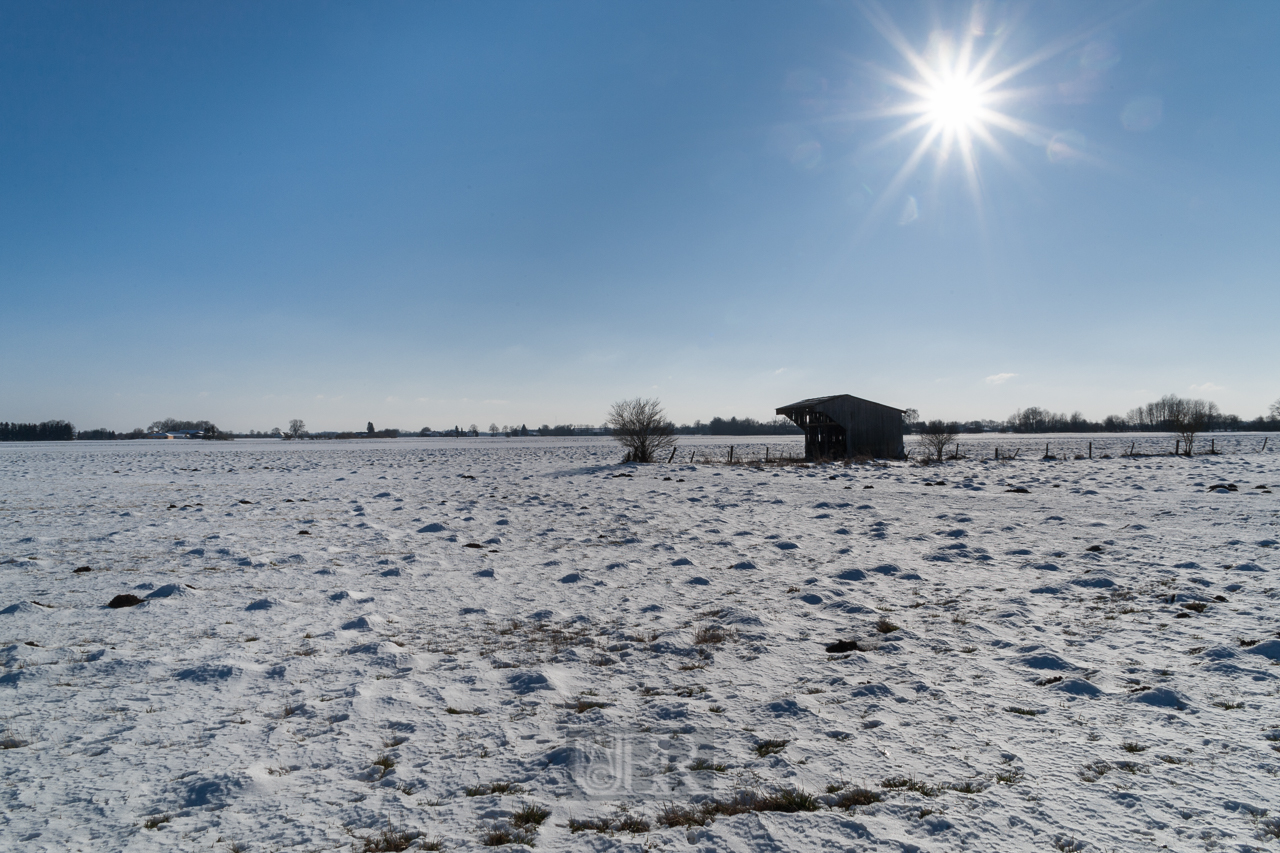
[507,670,553,694]
[1069,575,1115,589]
[1018,652,1079,671]
[146,583,191,599]
[1243,639,1280,661]
[1,602,43,615]
[1051,678,1104,698]
[179,773,245,808]
[1129,687,1191,710]
[174,663,240,682]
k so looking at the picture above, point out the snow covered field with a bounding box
[2,437,1278,852]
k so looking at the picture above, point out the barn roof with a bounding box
[776,394,904,414]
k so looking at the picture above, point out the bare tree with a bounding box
[488,423,499,437]
[607,397,676,463]
[917,420,958,462]
[287,419,306,439]
[1271,398,1280,421]
[1169,397,1217,456]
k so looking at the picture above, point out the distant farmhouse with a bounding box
[145,430,205,439]
[777,394,905,460]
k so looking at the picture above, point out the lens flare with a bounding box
[850,2,1111,229]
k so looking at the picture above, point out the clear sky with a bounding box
[3,1,1277,432]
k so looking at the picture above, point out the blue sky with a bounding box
[3,1,1277,432]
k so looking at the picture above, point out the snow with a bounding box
[2,436,1278,851]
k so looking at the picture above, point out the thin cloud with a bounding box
[985,372,1017,385]
[1189,382,1224,394]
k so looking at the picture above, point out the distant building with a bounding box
[144,430,204,440]
[776,394,905,460]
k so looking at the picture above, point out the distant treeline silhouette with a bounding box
[0,420,75,441]
[10,395,1276,443]
[678,416,802,436]
[1002,395,1277,433]
[909,394,1280,434]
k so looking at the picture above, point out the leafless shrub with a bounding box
[917,420,959,462]
[607,398,676,463]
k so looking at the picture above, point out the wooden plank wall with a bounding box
[813,397,904,458]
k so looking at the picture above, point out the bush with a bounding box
[607,398,676,463]
[917,420,958,462]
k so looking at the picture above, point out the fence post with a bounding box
[1263,437,1269,453]
[667,446,677,464]
[1175,440,1180,456]
[765,446,769,462]
[728,445,734,464]
[1088,442,1092,459]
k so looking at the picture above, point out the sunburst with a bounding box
[853,2,1103,226]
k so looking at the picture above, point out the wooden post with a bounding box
[1262,437,1268,453]
[728,445,734,464]
[1130,441,1135,456]
[1045,442,1049,458]
[1211,438,1215,454]
[1088,442,1092,459]
[995,447,999,460]
[1175,439,1179,456]
[667,446,677,464]
[690,450,695,463]
[765,446,770,462]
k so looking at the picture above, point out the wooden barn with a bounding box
[776,394,905,460]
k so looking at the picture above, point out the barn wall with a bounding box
[813,397,903,458]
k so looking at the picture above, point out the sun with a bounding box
[923,74,987,133]
[849,2,1095,227]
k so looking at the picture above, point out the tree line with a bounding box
[0,421,75,441]
[907,395,1280,434]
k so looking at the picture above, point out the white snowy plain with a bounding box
[2,436,1278,853]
